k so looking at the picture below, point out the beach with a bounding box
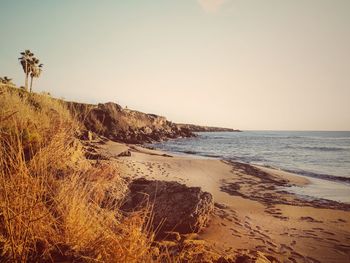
[2,1,350,261]
[102,140,350,263]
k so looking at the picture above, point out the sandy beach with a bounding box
[102,140,350,263]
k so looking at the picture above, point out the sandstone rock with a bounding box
[122,178,214,235]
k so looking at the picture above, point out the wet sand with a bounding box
[102,140,350,263]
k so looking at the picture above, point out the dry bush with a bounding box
[0,87,156,262]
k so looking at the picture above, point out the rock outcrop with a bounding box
[67,101,240,144]
[122,178,214,235]
[67,101,194,143]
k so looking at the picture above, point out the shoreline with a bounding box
[152,148,350,183]
[148,142,350,204]
[149,131,350,185]
[98,139,350,262]
[109,140,350,209]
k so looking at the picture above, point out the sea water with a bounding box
[149,131,350,203]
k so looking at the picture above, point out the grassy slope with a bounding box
[0,86,156,262]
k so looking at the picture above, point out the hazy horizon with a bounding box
[1,0,350,130]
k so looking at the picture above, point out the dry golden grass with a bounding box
[0,86,157,262]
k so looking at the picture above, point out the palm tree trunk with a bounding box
[30,77,33,93]
[25,62,28,91]
[25,74,29,91]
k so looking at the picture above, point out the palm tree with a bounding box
[18,50,34,91]
[29,58,43,92]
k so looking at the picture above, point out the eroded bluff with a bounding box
[67,101,194,143]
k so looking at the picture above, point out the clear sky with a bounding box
[1,0,350,130]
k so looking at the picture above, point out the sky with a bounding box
[0,0,350,131]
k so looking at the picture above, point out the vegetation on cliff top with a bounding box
[18,50,43,93]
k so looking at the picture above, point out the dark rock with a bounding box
[117,150,131,157]
[122,178,214,235]
[84,152,110,160]
[235,255,253,263]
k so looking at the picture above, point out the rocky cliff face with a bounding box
[67,100,239,144]
[67,101,194,143]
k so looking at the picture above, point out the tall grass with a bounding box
[0,87,155,262]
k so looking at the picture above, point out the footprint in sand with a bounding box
[267,247,276,253]
[255,245,266,251]
[230,228,239,233]
[279,244,293,254]
[326,237,340,242]
[306,256,321,263]
[266,240,278,248]
[337,218,347,223]
[287,257,298,263]
[322,230,335,236]
[299,216,322,223]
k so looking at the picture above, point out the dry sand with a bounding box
[101,141,350,263]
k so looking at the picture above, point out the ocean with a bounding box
[149,131,350,203]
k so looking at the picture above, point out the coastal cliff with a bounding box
[67,101,238,144]
[67,101,194,143]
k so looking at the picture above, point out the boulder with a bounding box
[117,150,131,157]
[122,178,214,235]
